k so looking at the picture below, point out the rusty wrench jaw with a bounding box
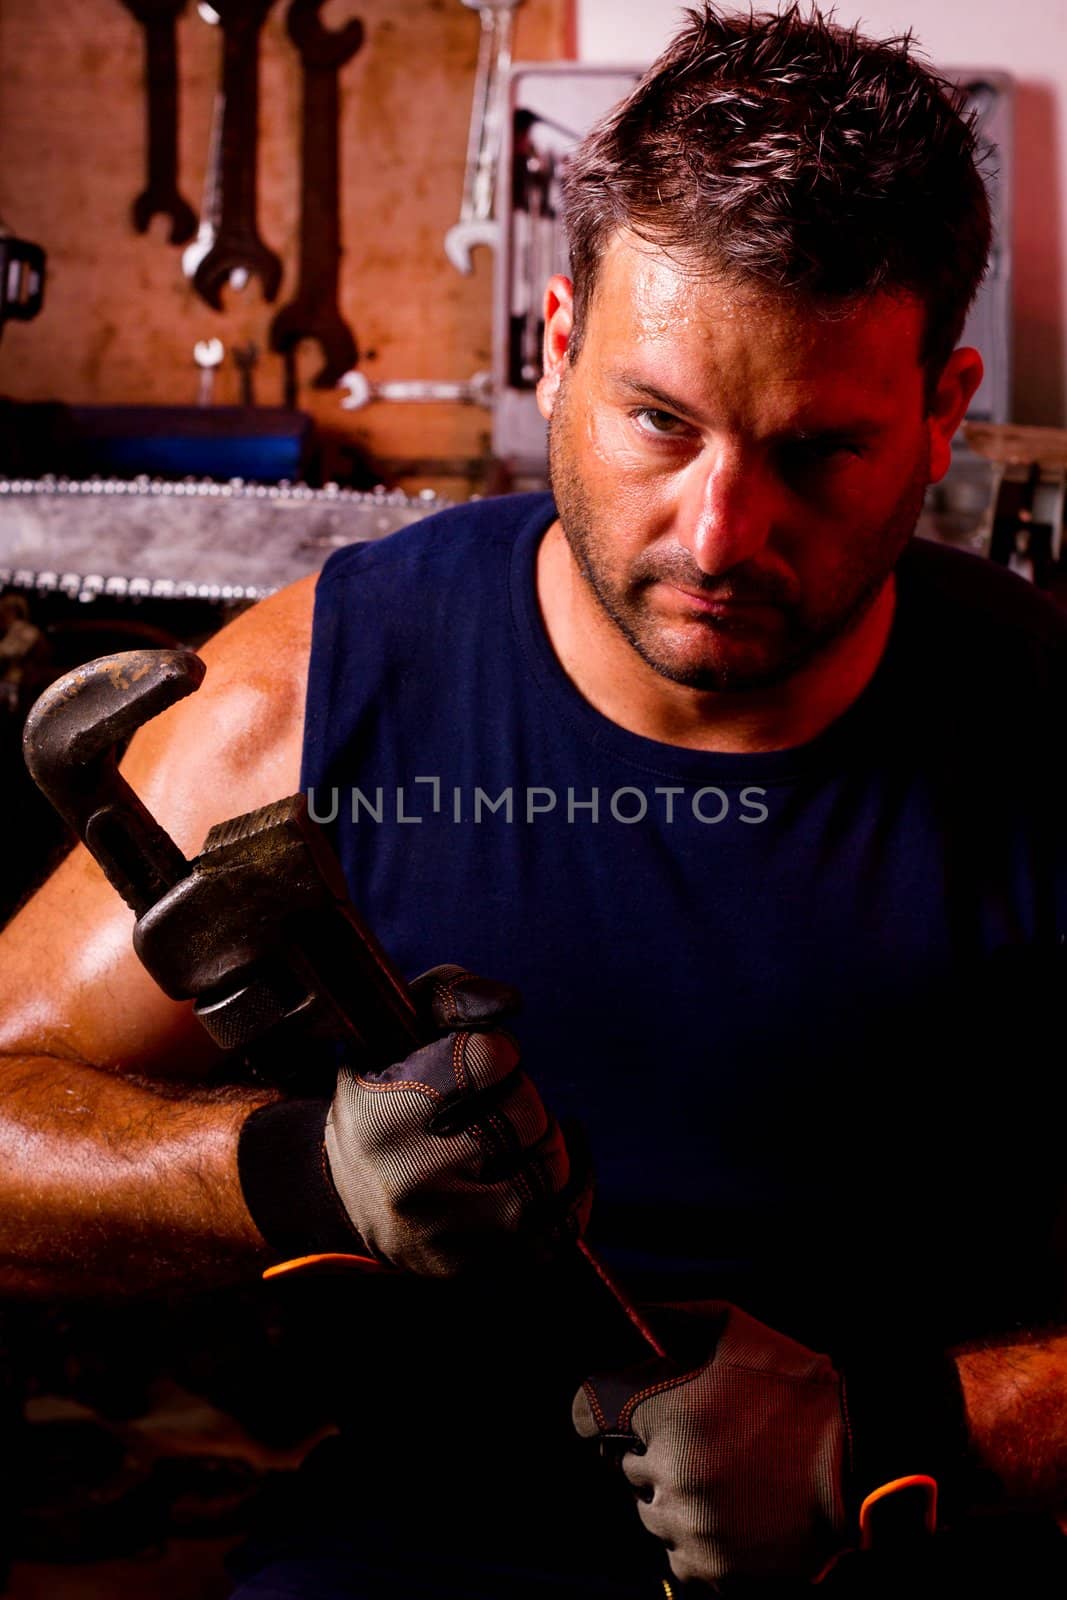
[22,650,204,916]
[22,649,422,1070]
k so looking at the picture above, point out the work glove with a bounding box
[238,965,591,1277]
[573,1301,977,1590]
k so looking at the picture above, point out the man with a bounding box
[1,5,1065,1594]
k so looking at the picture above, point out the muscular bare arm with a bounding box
[956,1331,1067,1513]
[0,576,316,1296]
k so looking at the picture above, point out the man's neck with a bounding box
[535,521,897,754]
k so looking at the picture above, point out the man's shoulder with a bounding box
[896,537,1067,688]
[314,492,556,595]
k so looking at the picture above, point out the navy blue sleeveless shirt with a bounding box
[302,491,1065,1343]
[292,492,1066,1579]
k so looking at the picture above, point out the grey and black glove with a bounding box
[238,964,591,1276]
[573,1301,977,1589]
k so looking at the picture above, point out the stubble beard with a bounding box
[548,380,930,693]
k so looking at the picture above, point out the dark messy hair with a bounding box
[560,4,991,395]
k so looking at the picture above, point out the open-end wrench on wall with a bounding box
[183,8,249,291]
[338,370,492,410]
[233,341,259,404]
[119,0,198,244]
[192,0,284,309]
[444,0,524,275]
[268,1,362,389]
[515,138,556,385]
[194,336,225,403]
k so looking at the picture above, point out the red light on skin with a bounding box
[660,582,781,621]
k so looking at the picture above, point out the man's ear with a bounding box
[536,275,575,421]
[927,347,984,483]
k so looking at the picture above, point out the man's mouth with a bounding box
[661,582,779,616]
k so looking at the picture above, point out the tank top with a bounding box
[295,492,1066,1574]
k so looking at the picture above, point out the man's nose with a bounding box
[680,445,776,575]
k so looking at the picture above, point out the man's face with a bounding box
[542,237,944,693]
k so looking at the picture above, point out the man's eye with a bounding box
[784,438,864,468]
[632,408,690,439]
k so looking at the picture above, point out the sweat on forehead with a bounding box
[575,233,927,406]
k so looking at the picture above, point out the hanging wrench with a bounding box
[183,8,249,291]
[192,0,283,310]
[120,0,198,245]
[194,336,225,404]
[518,146,555,384]
[268,0,362,388]
[444,0,524,275]
[338,370,493,410]
[233,340,259,405]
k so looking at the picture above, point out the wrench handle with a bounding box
[220,14,263,229]
[143,12,181,200]
[82,801,190,917]
[297,64,343,299]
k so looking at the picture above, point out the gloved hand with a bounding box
[574,1302,847,1587]
[573,1301,975,1590]
[324,963,590,1273]
[239,964,591,1276]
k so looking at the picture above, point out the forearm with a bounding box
[954,1329,1067,1512]
[0,1053,276,1296]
